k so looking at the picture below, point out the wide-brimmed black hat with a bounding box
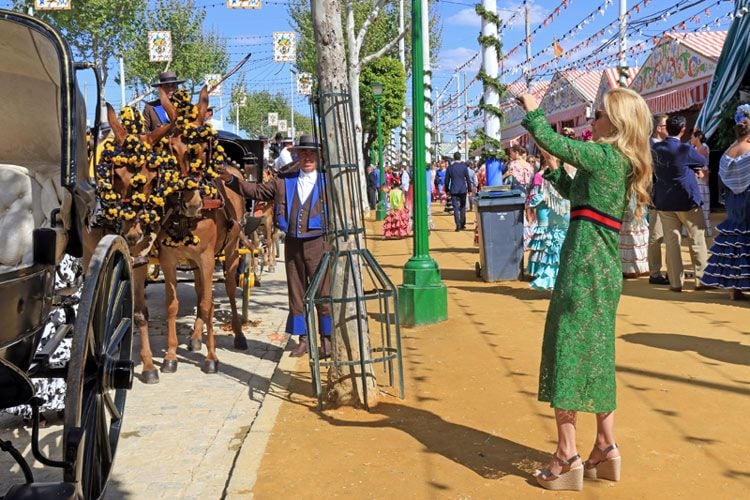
[151,71,185,88]
[290,134,320,151]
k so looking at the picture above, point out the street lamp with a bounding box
[372,80,387,221]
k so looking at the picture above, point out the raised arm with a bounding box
[223,173,276,201]
[522,108,611,173]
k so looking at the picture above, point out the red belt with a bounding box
[570,205,622,232]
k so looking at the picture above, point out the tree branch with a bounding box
[359,30,407,68]
[355,0,388,55]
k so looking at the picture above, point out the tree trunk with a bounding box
[346,65,371,215]
[311,0,378,408]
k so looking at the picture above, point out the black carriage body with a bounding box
[0,10,89,411]
[216,131,265,182]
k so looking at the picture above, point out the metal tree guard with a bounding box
[304,85,404,410]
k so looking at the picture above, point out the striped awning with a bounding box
[696,1,750,138]
[645,87,694,114]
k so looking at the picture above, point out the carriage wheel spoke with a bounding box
[102,390,123,421]
[105,266,128,334]
[99,395,114,470]
[106,318,132,358]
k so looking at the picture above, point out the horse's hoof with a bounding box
[142,369,160,384]
[234,335,248,350]
[161,359,178,373]
[268,266,275,273]
[189,338,202,352]
[202,359,219,374]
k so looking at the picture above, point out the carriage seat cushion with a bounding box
[0,164,70,272]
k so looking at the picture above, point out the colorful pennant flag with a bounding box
[35,0,71,9]
[227,0,261,8]
[148,31,172,62]
[553,39,564,59]
[273,32,297,63]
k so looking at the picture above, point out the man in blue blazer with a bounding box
[651,115,709,292]
[445,151,473,231]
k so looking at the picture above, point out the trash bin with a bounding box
[475,189,526,282]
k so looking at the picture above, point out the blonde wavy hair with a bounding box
[598,88,653,217]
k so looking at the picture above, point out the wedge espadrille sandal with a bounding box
[535,453,584,491]
[584,443,621,481]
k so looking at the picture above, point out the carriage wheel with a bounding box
[241,253,252,323]
[64,235,134,499]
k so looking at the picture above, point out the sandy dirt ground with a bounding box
[250,207,749,499]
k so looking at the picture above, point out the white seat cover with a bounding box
[0,164,69,273]
[0,164,34,268]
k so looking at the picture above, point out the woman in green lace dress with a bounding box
[517,88,653,491]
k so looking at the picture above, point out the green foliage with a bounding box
[231,80,312,138]
[13,0,147,85]
[360,57,406,132]
[121,0,228,94]
[708,94,742,152]
[475,4,500,26]
[288,0,442,76]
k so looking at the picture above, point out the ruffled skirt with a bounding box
[383,208,410,238]
[619,210,649,275]
[528,223,568,290]
[701,215,750,290]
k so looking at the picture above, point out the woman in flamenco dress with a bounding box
[700,104,750,300]
[527,163,570,291]
[383,178,409,239]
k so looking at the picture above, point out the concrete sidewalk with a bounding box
[241,208,750,499]
[1,254,291,499]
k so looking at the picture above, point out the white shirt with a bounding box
[274,146,294,171]
[401,170,410,191]
[296,168,318,204]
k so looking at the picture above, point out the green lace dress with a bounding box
[522,109,630,413]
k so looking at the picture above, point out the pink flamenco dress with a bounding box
[383,187,409,239]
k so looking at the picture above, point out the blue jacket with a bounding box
[445,161,472,195]
[651,136,705,211]
[232,170,327,238]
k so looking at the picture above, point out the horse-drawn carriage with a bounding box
[0,9,134,499]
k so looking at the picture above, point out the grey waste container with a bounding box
[475,190,526,282]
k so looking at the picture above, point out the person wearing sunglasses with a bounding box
[517,88,653,491]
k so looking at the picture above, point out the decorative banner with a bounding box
[296,72,313,95]
[227,0,261,7]
[273,32,297,63]
[35,0,71,10]
[148,31,172,62]
[205,74,222,95]
[267,112,278,126]
[277,120,288,132]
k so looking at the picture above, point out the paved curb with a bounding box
[224,341,299,499]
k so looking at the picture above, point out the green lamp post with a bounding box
[397,0,447,326]
[373,80,387,221]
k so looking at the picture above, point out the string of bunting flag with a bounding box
[501,0,730,81]
[526,0,732,80]
[501,0,676,78]
[503,0,733,107]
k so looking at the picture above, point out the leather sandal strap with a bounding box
[554,453,580,466]
[586,443,618,468]
[597,443,618,455]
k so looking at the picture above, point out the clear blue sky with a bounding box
[0,0,735,137]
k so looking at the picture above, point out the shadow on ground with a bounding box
[281,372,547,481]
[621,332,750,367]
